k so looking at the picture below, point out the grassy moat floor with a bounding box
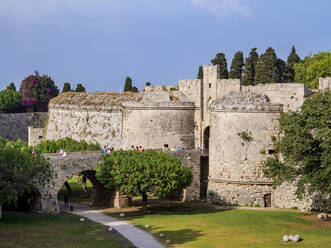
[1,178,330,248]
[0,212,135,248]
[103,200,331,248]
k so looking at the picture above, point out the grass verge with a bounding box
[0,212,135,248]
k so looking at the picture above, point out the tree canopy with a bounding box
[75,83,86,92]
[211,53,228,79]
[197,65,203,79]
[242,48,259,85]
[0,138,51,213]
[124,77,133,92]
[96,150,192,210]
[19,71,59,111]
[6,82,16,91]
[294,51,331,89]
[0,89,22,113]
[264,90,331,203]
[62,82,72,93]
[286,46,301,82]
[254,47,278,84]
[229,51,244,79]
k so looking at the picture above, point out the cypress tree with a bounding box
[254,47,278,84]
[197,65,203,79]
[211,53,228,79]
[124,77,132,92]
[229,51,244,79]
[62,82,71,93]
[276,58,289,83]
[131,86,138,92]
[286,46,301,82]
[76,83,86,92]
[6,82,16,91]
[242,48,259,85]
[145,82,151,86]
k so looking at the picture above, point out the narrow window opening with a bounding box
[268,149,276,154]
[209,83,211,88]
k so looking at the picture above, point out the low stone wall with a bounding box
[0,112,47,141]
[28,127,44,146]
[208,180,272,207]
[319,77,331,90]
[273,181,331,211]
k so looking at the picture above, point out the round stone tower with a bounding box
[208,91,283,207]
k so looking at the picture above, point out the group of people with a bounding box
[103,146,115,154]
[131,145,144,152]
[59,148,67,156]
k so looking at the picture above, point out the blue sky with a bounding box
[0,0,330,92]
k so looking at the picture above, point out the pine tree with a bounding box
[124,77,132,92]
[229,51,244,79]
[6,82,16,91]
[145,82,151,86]
[286,46,301,82]
[62,82,71,93]
[76,83,86,92]
[197,65,203,79]
[242,48,259,85]
[211,53,228,79]
[254,47,278,84]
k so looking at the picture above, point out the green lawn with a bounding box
[0,212,135,248]
[58,177,93,204]
[104,202,331,248]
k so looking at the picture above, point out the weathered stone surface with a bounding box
[319,77,331,90]
[35,150,201,213]
[0,112,47,141]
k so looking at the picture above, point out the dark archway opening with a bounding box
[203,126,210,152]
[200,156,209,200]
[264,194,272,207]
[57,170,115,209]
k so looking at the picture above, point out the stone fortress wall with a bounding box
[12,64,329,212]
[0,112,47,142]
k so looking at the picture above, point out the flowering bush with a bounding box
[21,97,38,107]
[19,71,59,111]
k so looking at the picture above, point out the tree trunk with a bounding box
[142,193,148,212]
[64,181,72,194]
[82,176,88,197]
[82,171,115,207]
[0,204,2,219]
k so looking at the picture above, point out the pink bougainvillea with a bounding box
[21,97,38,107]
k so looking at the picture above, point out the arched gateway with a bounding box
[34,150,201,213]
[33,152,115,213]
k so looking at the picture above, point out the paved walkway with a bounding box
[60,202,165,248]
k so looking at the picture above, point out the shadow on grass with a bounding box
[134,224,204,245]
[104,199,235,221]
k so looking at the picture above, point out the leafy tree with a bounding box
[62,82,71,93]
[131,86,138,92]
[254,47,278,84]
[96,150,192,210]
[145,82,151,86]
[0,89,22,113]
[124,77,132,92]
[197,65,203,79]
[242,48,259,85]
[294,51,331,89]
[34,137,100,154]
[286,46,301,82]
[0,137,51,218]
[211,53,228,79]
[264,90,331,207]
[75,83,86,92]
[276,58,289,83]
[6,82,16,91]
[19,71,59,111]
[229,51,244,79]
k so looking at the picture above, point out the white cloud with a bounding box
[189,0,252,17]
